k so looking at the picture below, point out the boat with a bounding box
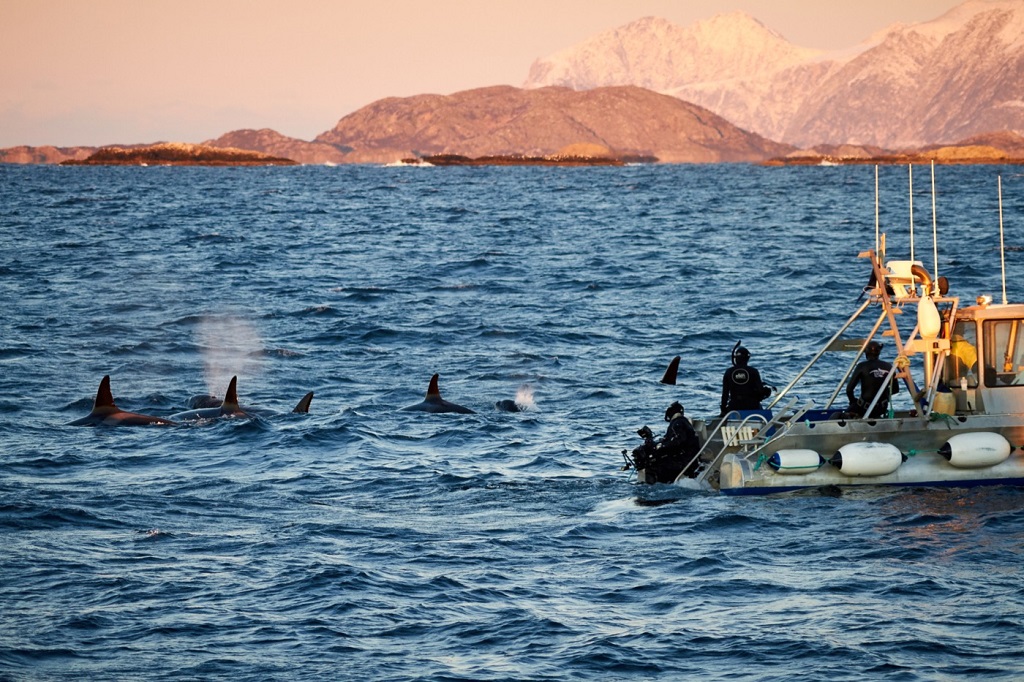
[625,170,1024,495]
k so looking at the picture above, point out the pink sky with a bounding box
[1,0,964,147]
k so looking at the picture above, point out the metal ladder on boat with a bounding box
[682,398,813,487]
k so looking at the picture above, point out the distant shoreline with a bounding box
[59,142,298,167]
[764,156,1024,167]
[6,146,1024,168]
[764,144,1024,167]
[403,153,659,167]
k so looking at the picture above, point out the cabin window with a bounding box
[982,319,1024,387]
[946,320,978,388]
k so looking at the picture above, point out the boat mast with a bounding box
[875,165,880,258]
[931,160,939,285]
[909,164,915,262]
[1000,174,1008,305]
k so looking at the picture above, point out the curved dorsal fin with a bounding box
[222,376,239,410]
[661,356,681,385]
[95,375,116,410]
[293,391,314,414]
[426,373,441,399]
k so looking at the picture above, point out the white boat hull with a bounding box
[716,415,1024,495]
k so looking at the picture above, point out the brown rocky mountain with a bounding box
[0,145,97,164]
[203,128,348,165]
[3,86,789,165]
[314,85,792,163]
[524,1,1024,149]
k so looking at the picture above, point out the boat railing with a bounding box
[683,416,760,488]
[686,397,806,486]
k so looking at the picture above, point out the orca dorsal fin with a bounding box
[293,391,314,414]
[94,375,117,412]
[661,356,681,385]
[426,373,442,399]
[221,376,240,411]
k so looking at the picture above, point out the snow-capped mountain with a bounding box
[525,13,822,92]
[523,0,1024,148]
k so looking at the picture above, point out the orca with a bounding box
[291,392,314,414]
[402,373,475,414]
[184,388,314,415]
[661,356,681,385]
[170,376,246,421]
[69,376,178,427]
[495,383,536,412]
[173,377,313,421]
[495,399,521,412]
[185,393,221,409]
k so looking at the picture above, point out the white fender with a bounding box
[939,432,1012,469]
[768,449,823,475]
[918,295,941,339]
[830,442,904,476]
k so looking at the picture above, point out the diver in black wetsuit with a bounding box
[846,340,899,418]
[720,343,772,417]
[631,401,701,482]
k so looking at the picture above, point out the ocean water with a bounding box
[1,162,1024,681]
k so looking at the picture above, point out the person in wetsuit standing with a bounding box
[846,340,899,418]
[720,343,772,417]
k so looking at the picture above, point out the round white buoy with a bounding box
[768,449,823,475]
[939,432,1012,469]
[830,442,904,476]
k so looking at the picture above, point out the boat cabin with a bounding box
[945,302,1024,416]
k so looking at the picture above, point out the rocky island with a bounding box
[61,142,297,166]
[405,154,621,166]
[765,138,1024,167]
[404,143,657,166]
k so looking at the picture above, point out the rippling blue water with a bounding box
[2,163,1024,680]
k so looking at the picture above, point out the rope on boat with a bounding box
[928,412,959,428]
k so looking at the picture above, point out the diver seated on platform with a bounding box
[846,340,899,418]
[720,343,773,417]
[631,402,701,482]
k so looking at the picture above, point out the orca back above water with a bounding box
[402,373,475,414]
[170,376,247,421]
[185,394,221,410]
[68,376,178,427]
[173,377,313,421]
[184,389,314,415]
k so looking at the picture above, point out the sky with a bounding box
[1,0,965,148]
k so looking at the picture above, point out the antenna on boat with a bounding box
[1000,174,1007,305]
[931,160,939,285]
[908,164,915,262]
[875,165,880,257]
